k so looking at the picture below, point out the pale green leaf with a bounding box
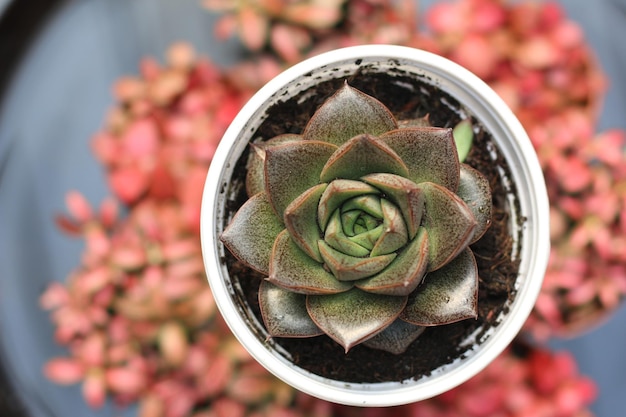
[453,120,474,163]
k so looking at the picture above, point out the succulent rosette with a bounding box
[221,83,492,354]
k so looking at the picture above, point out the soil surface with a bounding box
[222,69,521,383]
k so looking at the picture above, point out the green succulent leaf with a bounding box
[370,199,409,256]
[420,182,477,272]
[362,319,425,354]
[348,223,383,250]
[220,192,284,275]
[401,248,478,326]
[341,194,383,219]
[246,134,302,197]
[362,173,424,240]
[340,210,361,236]
[259,281,324,338]
[317,179,379,230]
[320,134,409,183]
[269,230,353,294]
[264,140,337,219]
[318,240,396,281]
[453,120,474,163]
[284,183,327,263]
[302,83,397,146]
[457,164,492,244]
[381,127,460,192]
[307,288,408,352]
[356,227,429,296]
[324,209,371,257]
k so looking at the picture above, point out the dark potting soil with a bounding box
[222,69,521,383]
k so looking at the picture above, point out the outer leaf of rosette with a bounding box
[356,227,429,296]
[319,134,409,183]
[264,140,338,220]
[380,127,460,192]
[419,182,477,272]
[269,229,353,295]
[307,288,408,352]
[284,183,327,263]
[259,280,324,338]
[245,134,302,197]
[302,83,398,146]
[362,173,424,240]
[362,319,426,354]
[220,192,285,275]
[401,248,478,326]
[457,164,492,244]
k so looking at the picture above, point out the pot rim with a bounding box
[200,44,550,407]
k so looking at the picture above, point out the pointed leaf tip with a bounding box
[307,289,407,352]
[303,83,397,146]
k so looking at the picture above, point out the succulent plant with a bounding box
[220,83,492,353]
[36,0,622,413]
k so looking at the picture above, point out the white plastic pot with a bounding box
[200,45,550,407]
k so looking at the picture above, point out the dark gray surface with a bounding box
[0,1,624,416]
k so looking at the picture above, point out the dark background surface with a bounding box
[1,1,62,416]
[1,1,625,416]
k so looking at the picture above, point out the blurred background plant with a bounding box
[37,0,626,416]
